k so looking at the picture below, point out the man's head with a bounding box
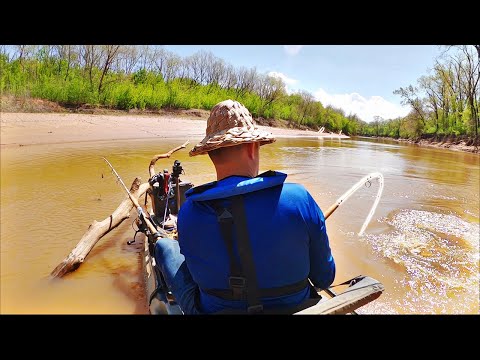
[189,99,276,180]
[189,99,275,156]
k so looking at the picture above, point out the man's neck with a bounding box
[216,169,257,181]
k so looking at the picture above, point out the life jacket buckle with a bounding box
[229,276,247,300]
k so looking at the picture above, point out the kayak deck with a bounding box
[294,277,384,314]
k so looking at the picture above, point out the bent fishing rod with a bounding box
[323,172,384,236]
[319,172,384,311]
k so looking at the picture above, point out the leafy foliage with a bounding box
[2,45,478,141]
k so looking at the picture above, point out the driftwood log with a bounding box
[50,141,189,278]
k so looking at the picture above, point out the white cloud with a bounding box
[313,88,410,122]
[283,45,304,56]
[268,71,298,85]
[268,71,299,94]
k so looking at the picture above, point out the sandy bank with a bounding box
[0,112,349,148]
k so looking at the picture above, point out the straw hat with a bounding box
[189,99,276,156]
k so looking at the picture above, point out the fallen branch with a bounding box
[149,140,189,177]
[50,178,151,278]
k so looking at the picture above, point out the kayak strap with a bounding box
[204,279,310,301]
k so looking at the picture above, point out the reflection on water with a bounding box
[1,136,479,314]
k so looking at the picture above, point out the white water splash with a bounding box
[363,209,479,314]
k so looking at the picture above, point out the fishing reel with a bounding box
[127,209,151,245]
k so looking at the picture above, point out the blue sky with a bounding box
[165,45,443,122]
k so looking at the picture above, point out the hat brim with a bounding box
[189,126,276,156]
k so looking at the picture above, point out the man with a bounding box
[154,99,335,314]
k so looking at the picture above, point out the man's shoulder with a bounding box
[185,181,217,197]
[280,182,311,200]
[283,182,308,192]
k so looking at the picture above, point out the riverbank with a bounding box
[1,111,351,148]
[398,135,478,154]
[0,96,349,147]
[357,135,479,154]
[1,95,477,153]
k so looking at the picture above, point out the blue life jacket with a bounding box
[177,170,335,313]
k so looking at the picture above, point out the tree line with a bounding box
[0,45,478,140]
[364,45,479,140]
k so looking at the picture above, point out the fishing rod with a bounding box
[323,172,384,236]
[320,172,384,313]
[102,157,160,237]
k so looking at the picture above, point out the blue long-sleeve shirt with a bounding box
[177,171,335,313]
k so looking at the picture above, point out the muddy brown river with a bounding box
[1,136,478,314]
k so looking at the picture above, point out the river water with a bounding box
[1,136,478,314]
